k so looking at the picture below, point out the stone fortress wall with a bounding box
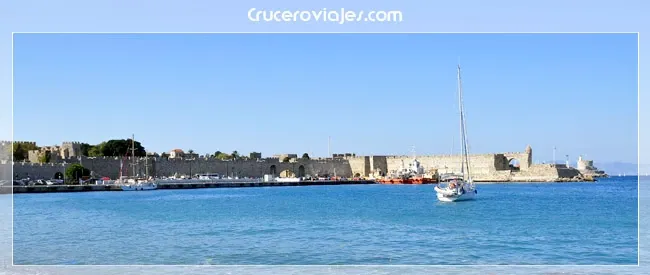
[8,155,354,180]
[1,141,588,182]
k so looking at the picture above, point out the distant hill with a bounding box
[591,162,642,176]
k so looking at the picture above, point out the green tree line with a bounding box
[85,139,146,157]
[15,138,315,163]
[13,139,147,161]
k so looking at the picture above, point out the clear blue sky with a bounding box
[13,33,637,163]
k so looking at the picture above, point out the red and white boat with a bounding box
[378,157,437,184]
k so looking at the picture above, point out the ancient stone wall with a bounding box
[11,156,354,180]
[347,156,369,177]
[60,141,82,158]
[503,145,533,171]
[369,156,388,176]
[28,150,41,163]
[383,153,503,176]
[9,145,556,181]
[13,162,69,180]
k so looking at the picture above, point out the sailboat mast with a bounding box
[457,64,472,180]
[459,67,471,180]
[457,64,465,179]
[131,134,135,178]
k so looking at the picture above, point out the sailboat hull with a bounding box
[434,185,477,202]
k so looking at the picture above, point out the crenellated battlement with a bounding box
[1,141,37,145]
[62,141,82,145]
[14,161,68,167]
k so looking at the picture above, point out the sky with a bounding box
[12,33,638,163]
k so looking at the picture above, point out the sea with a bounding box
[1,176,647,274]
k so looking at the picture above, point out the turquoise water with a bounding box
[12,177,638,265]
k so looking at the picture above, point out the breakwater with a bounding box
[12,180,377,194]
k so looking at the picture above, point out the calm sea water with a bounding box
[11,177,639,266]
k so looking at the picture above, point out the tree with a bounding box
[214,152,232,160]
[231,151,239,159]
[188,149,194,154]
[88,142,105,157]
[99,139,146,157]
[13,144,26,161]
[88,146,102,157]
[282,156,290,163]
[80,143,94,157]
[302,153,310,160]
[65,164,90,184]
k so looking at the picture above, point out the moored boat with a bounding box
[378,156,438,184]
[117,134,158,191]
[120,177,158,191]
[434,64,477,202]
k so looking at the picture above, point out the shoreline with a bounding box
[10,180,376,194]
[2,177,613,194]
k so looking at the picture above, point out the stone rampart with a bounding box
[12,162,69,180]
[11,156,354,180]
[8,145,587,182]
[382,153,505,176]
[347,156,369,177]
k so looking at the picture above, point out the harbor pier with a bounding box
[12,179,377,194]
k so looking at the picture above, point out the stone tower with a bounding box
[523,145,533,170]
[60,141,82,159]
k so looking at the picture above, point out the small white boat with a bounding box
[120,178,158,191]
[275,177,301,183]
[117,134,158,191]
[435,180,477,202]
[434,63,477,202]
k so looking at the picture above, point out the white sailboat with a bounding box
[434,64,477,202]
[118,134,158,191]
